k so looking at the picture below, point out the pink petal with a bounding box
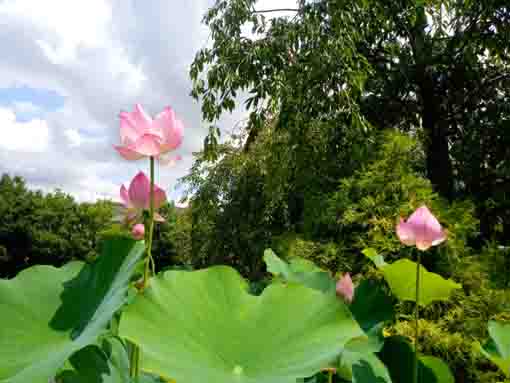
[155,107,184,153]
[336,273,354,303]
[132,104,153,131]
[114,145,145,161]
[154,212,166,222]
[396,218,416,246]
[158,154,182,167]
[152,184,167,210]
[431,230,447,246]
[131,223,145,240]
[399,205,447,251]
[128,171,151,210]
[113,145,143,161]
[120,184,130,207]
[424,211,447,246]
[131,134,163,157]
[119,112,142,145]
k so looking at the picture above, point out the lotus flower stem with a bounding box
[129,343,140,377]
[327,370,333,383]
[133,157,156,380]
[414,251,421,383]
[143,156,156,286]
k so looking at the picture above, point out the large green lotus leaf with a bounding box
[337,337,392,383]
[381,259,461,306]
[57,337,163,383]
[350,279,394,333]
[263,249,336,294]
[477,321,510,377]
[57,339,129,383]
[419,356,455,383]
[378,336,454,383]
[0,238,145,383]
[120,266,363,383]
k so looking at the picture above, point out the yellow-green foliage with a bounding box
[321,130,478,274]
[271,233,351,273]
[388,254,510,383]
[390,319,505,382]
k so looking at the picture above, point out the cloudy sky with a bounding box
[0,0,296,204]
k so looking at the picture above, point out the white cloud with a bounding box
[63,129,82,147]
[0,0,296,202]
[1,0,111,58]
[0,107,49,152]
[12,101,43,115]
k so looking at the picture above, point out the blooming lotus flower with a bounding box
[114,104,183,161]
[336,273,354,303]
[131,224,145,240]
[120,171,167,223]
[396,205,447,251]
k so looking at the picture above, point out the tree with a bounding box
[0,174,114,277]
[190,0,510,238]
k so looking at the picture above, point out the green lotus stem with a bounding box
[129,342,140,377]
[328,370,333,383]
[135,156,156,379]
[143,156,156,286]
[414,251,421,383]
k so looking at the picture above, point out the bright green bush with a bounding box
[306,130,479,275]
[271,233,352,274]
[386,254,510,383]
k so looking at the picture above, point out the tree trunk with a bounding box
[422,101,454,200]
[412,5,454,200]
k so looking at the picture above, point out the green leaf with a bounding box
[420,356,455,383]
[57,337,164,383]
[120,266,363,383]
[350,279,394,333]
[57,339,129,383]
[337,337,392,383]
[378,336,454,383]
[263,249,336,294]
[0,237,145,383]
[381,259,461,306]
[338,280,395,383]
[477,321,510,377]
[362,248,387,269]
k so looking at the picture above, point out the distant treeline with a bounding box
[0,174,191,278]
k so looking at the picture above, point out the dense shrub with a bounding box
[271,233,351,274]
[300,131,479,276]
[379,252,510,383]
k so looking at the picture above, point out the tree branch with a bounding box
[252,8,299,14]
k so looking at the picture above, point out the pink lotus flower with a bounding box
[120,171,167,223]
[336,273,354,303]
[114,104,183,161]
[131,224,145,240]
[396,205,447,251]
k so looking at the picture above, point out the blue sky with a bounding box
[0,0,296,203]
[0,86,65,121]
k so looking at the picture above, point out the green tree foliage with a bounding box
[190,0,510,240]
[184,129,478,278]
[151,202,192,271]
[317,131,478,274]
[0,174,113,278]
[0,174,192,278]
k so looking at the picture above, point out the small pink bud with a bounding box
[336,273,354,303]
[131,224,145,240]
